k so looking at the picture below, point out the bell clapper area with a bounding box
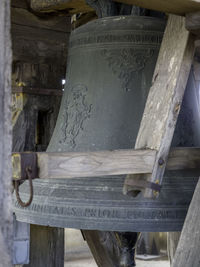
[1,0,200,267]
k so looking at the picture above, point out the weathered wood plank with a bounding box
[0,0,13,266]
[25,225,64,267]
[12,24,69,43]
[12,87,63,96]
[172,177,200,267]
[114,0,200,15]
[124,15,195,199]
[11,7,71,33]
[30,0,200,15]
[37,149,156,179]
[31,0,93,14]
[167,232,181,265]
[12,147,200,180]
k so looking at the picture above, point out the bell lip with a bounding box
[12,175,198,232]
[71,15,166,34]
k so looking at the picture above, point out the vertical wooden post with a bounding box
[11,3,69,266]
[167,232,180,264]
[24,225,64,267]
[172,178,200,267]
[0,0,13,266]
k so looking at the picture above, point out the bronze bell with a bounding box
[13,15,200,265]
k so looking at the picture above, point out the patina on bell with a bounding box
[13,15,200,266]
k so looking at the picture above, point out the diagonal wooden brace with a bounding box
[123,15,195,199]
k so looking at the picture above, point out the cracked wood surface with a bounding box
[0,0,12,266]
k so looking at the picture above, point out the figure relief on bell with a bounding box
[60,84,92,148]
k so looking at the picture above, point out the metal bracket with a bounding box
[12,153,38,207]
[12,152,38,181]
[124,179,162,197]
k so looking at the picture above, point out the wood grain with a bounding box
[25,225,64,267]
[0,0,13,265]
[37,149,156,179]
[172,177,200,267]
[30,0,200,15]
[114,0,200,16]
[167,232,181,265]
[124,15,195,198]
[12,147,200,180]
[11,7,71,33]
[31,0,93,14]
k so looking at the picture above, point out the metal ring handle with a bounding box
[15,167,33,207]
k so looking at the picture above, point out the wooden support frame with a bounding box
[12,87,63,96]
[114,0,200,15]
[123,15,195,199]
[0,0,12,266]
[12,147,200,181]
[172,177,200,267]
[30,0,200,15]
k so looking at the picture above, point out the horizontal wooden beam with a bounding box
[12,87,63,96]
[30,0,200,16]
[11,24,70,44]
[12,147,200,181]
[114,0,200,15]
[11,7,71,33]
[31,0,93,14]
[37,149,156,179]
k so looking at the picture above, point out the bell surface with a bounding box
[13,15,200,232]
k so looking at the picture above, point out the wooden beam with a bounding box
[38,149,156,179]
[0,0,13,266]
[123,15,195,199]
[12,87,63,96]
[11,7,71,33]
[30,0,200,16]
[25,225,64,267]
[12,24,69,43]
[167,232,181,265]
[12,147,200,180]
[12,149,156,180]
[31,0,93,14]
[172,177,200,267]
[114,0,200,16]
